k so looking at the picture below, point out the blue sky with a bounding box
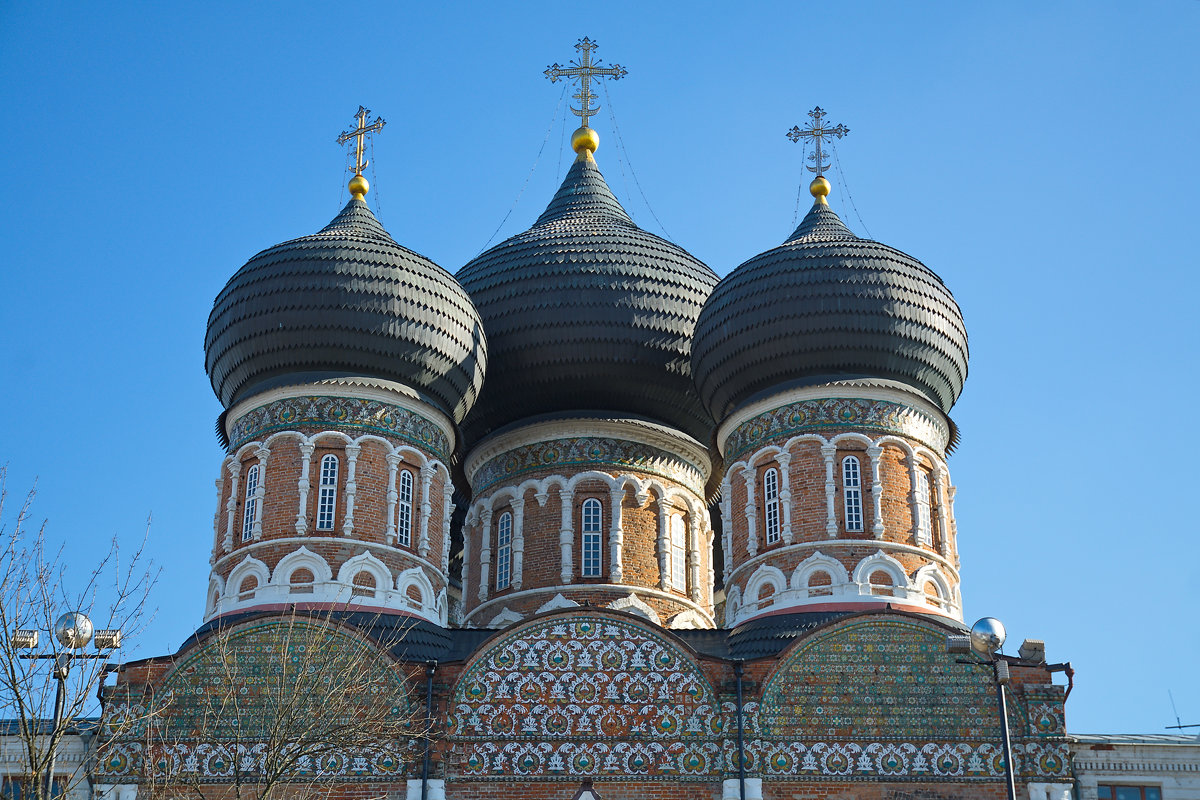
[1,2,1196,735]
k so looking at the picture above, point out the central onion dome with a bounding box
[205,187,487,425]
[456,127,719,448]
[693,176,968,421]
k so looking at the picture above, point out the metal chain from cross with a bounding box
[786,106,849,176]
[544,37,627,128]
[337,106,386,177]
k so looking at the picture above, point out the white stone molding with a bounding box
[656,493,670,591]
[211,477,223,541]
[465,583,714,628]
[296,440,315,535]
[608,486,625,583]
[821,442,838,537]
[486,607,524,628]
[913,563,960,618]
[687,512,702,603]
[478,506,492,602]
[720,471,733,583]
[436,587,448,624]
[947,483,960,566]
[442,483,454,574]
[852,549,913,598]
[722,778,763,800]
[95,786,139,800]
[406,778,446,800]
[251,446,270,541]
[460,526,471,598]
[396,566,436,615]
[790,550,851,597]
[724,584,742,626]
[1027,784,1072,800]
[866,444,886,539]
[536,593,580,613]
[336,550,392,600]
[742,469,758,558]
[706,528,716,605]
[384,452,400,545]
[213,535,445,588]
[727,536,960,590]
[222,458,240,553]
[668,609,707,629]
[274,546,333,585]
[205,574,225,618]
[511,496,525,590]
[558,486,574,584]
[933,464,951,556]
[341,443,360,537]
[606,592,661,625]
[744,563,788,613]
[776,451,794,544]
[417,464,434,558]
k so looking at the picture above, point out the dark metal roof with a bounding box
[204,199,488,423]
[456,156,719,449]
[692,201,969,421]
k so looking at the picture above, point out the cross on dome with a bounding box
[786,106,850,177]
[544,37,627,129]
[337,106,386,198]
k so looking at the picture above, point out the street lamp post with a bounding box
[13,612,121,800]
[947,617,1017,800]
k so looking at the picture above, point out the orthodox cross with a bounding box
[544,37,627,128]
[337,106,386,176]
[786,107,850,176]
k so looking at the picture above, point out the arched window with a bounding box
[241,464,260,541]
[289,568,315,594]
[807,570,833,597]
[237,575,258,600]
[495,511,513,590]
[316,454,339,530]
[915,469,933,545]
[669,514,686,591]
[581,498,602,577]
[842,456,864,532]
[763,467,780,544]
[351,571,377,598]
[397,469,414,547]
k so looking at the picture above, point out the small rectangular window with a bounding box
[241,464,260,542]
[581,499,602,577]
[842,456,863,532]
[397,470,414,547]
[670,514,686,591]
[496,511,512,590]
[764,468,781,544]
[316,454,339,530]
[915,469,933,545]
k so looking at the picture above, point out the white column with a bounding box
[341,443,360,537]
[384,453,400,545]
[720,472,733,583]
[608,487,624,583]
[777,451,793,544]
[821,442,837,538]
[211,477,223,540]
[947,483,959,567]
[933,465,951,556]
[559,487,574,584]
[656,496,670,591]
[296,441,315,535]
[251,446,269,541]
[687,512,702,603]
[907,452,920,542]
[478,507,492,601]
[418,465,434,558]
[706,528,716,605]
[442,483,455,574]
[867,445,885,539]
[742,470,758,558]
[223,459,240,553]
[460,523,471,598]
[511,496,525,590]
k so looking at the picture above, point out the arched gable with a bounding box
[447,611,722,781]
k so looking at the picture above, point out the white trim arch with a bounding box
[205,574,225,618]
[790,550,850,597]
[668,609,707,630]
[744,563,788,611]
[852,549,912,598]
[396,566,436,613]
[336,550,392,600]
[913,563,960,618]
[724,584,742,626]
[606,593,661,625]
[274,546,334,586]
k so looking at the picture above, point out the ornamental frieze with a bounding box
[724,397,949,461]
[472,436,706,497]
[229,395,450,460]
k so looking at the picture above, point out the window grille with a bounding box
[764,468,781,544]
[670,514,686,591]
[316,454,338,530]
[241,464,260,541]
[496,511,513,590]
[581,498,602,577]
[842,456,864,532]
[397,469,413,547]
[915,469,933,544]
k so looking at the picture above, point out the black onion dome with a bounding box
[692,200,968,421]
[456,155,719,448]
[205,198,487,422]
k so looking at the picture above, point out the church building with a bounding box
[95,39,1075,800]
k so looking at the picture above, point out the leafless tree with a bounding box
[102,608,426,800]
[0,468,157,800]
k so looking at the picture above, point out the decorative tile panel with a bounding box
[229,395,449,460]
[447,614,722,781]
[472,437,706,497]
[724,397,949,461]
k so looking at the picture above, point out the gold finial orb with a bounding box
[348,174,369,199]
[810,175,831,203]
[571,126,600,157]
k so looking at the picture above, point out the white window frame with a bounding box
[496,511,513,591]
[764,467,781,544]
[842,456,864,532]
[669,514,686,591]
[581,498,602,578]
[316,454,339,531]
[241,464,260,541]
[915,469,933,544]
[397,469,414,547]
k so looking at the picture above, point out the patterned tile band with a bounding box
[229,395,450,460]
[472,436,707,497]
[724,397,949,461]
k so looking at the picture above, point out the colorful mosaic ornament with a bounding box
[229,395,450,461]
[724,397,949,461]
[473,436,707,497]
